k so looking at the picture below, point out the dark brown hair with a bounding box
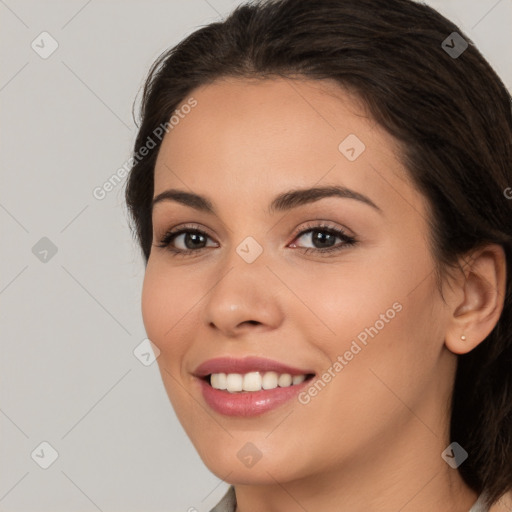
[124,0,512,505]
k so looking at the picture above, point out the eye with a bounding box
[289,222,357,255]
[156,223,218,257]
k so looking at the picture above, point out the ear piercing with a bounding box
[461,335,466,341]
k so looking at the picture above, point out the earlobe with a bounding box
[444,244,507,355]
[445,330,478,355]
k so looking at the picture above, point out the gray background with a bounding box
[0,1,510,511]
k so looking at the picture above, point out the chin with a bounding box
[203,457,301,486]
[192,436,314,485]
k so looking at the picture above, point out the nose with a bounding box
[200,252,285,337]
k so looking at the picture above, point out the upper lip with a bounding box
[193,356,315,378]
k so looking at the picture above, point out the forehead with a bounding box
[153,77,420,217]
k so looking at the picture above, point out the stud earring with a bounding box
[461,334,466,341]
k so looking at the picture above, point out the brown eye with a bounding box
[156,225,219,256]
[289,224,357,254]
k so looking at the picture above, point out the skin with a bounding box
[141,77,507,511]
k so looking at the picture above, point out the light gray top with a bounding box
[469,491,490,512]
[208,486,490,512]
[209,486,236,512]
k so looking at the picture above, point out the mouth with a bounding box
[193,357,317,417]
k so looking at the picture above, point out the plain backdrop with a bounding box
[1,1,511,511]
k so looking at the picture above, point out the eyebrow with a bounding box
[151,185,382,215]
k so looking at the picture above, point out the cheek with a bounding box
[284,257,401,347]
[141,262,204,421]
[293,240,438,382]
[141,261,199,355]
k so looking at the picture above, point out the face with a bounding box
[142,77,455,485]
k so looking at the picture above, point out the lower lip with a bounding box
[197,377,313,417]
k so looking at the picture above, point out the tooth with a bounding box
[262,371,279,390]
[209,371,309,392]
[226,373,243,393]
[211,372,227,390]
[278,373,293,387]
[292,374,306,385]
[242,371,262,391]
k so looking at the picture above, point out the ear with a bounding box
[444,244,507,355]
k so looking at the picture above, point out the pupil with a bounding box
[313,230,334,248]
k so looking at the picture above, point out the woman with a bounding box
[124,0,512,510]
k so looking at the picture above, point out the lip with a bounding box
[192,356,316,417]
[193,356,314,378]
[197,378,313,416]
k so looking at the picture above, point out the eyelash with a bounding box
[156,222,357,258]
